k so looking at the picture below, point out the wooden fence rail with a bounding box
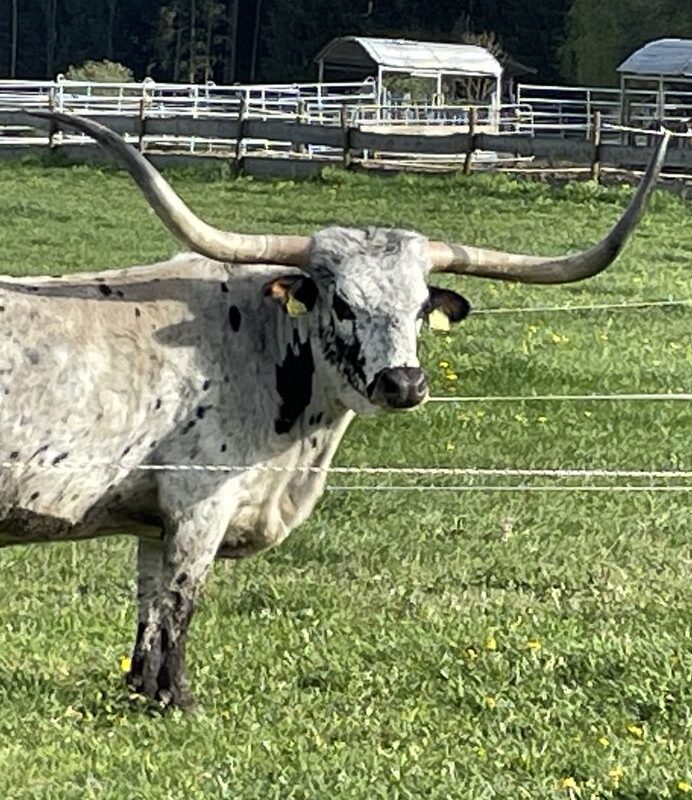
[0,110,690,178]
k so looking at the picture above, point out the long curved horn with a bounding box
[28,110,311,267]
[429,131,670,283]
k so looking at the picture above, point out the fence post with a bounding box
[590,110,602,183]
[47,93,57,151]
[463,107,477,175]
[341,105,352,170]
[234,97,248,174]
[137,97,147,152]
[295,99,308,154]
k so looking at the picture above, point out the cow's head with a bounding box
[35,112,669,415]
[265,227,469,413]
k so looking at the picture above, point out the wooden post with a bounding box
[590,110,602,183]
[234,97,247,174]
[295,99,307,154]
[137,97,147,152]
[47,94,57,150]
[463,107,477,175]
[341,105,352,170]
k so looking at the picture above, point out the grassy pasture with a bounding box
[0,160,690,799]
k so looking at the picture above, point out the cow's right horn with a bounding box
[28,110,311,267]
[429,131,670,283]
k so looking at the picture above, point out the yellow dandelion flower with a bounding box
[609,766,625,782]
[583,411,593,418]
[119,656,132,674]
[551,333,565,344]
[466,647,478,660]
[627,723,643,739]
[485,635,497,651]
[445,371,459,381]
[526,639,542,651]
[528,324,538,334]
[598,736,610,748]
[537,416,548,423]
[678,781,692,793]
[484,696,497,709]
[438,360,450,369]
[445,441,456,451]
[561,776,578,790]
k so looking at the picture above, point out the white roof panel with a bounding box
[315,36,503,78]
[618,38,692,77]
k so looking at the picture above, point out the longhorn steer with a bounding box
[0,114,670,708]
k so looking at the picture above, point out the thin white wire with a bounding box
[327,484,692,493]
[428,393,692,403]
[2,462,690,479]
[471,299,692,316]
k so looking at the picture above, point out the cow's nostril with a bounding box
[370,367,428,409]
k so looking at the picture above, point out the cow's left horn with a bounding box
[428,131,670,283]
[28,110,311,267]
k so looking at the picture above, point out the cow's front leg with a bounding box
[128,494,229,709]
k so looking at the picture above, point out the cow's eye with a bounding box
[333,293,355,321]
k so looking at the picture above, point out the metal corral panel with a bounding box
[618,39,692,77]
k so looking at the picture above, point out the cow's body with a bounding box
[0,252,353,556]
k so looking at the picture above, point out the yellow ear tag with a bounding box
[286,296,308,317]
[428,308,451,332]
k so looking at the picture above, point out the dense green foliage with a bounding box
[561,0,692,86]
[3,0,692,87]
[2,0,573,83]
[0,163,690,798]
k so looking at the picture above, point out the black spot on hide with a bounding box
[116,290,125,298]
[154,398,162,410]
[98,284,113,297]
[333,293,355,321]
[321,318,366,388]
[9,451,19,460]
[228,306,242,332]
[25,349,40,365]
[220,282,229,293]
[182,420,196,434]
[29,491,39,501]
[274,332,314,435]
[202,379,211,391]
[135,308,141,318]
[122,445,132,456]
[220,444,227,453]
[51,452,68,466]
[0,306,4,313]
[196,405,211,419]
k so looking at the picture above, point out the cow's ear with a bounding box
[264,276,318,317]
[425,286,471,331]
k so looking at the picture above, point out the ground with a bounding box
[0,160,690,799]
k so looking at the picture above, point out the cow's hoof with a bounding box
[156,685,197,712]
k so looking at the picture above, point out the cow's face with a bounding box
[267,227,469,414]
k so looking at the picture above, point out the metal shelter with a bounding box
[617,38,692,130]
[314,36,502,110]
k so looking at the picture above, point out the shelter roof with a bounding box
[314,37,503,78]
[618,39,692,78]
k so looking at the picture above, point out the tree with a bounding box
[561,0,692,85]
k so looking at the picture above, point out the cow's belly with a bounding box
[0,471,159,545]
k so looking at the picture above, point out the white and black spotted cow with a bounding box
[0,113,670,708]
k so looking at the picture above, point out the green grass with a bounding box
[0,162,690,799]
